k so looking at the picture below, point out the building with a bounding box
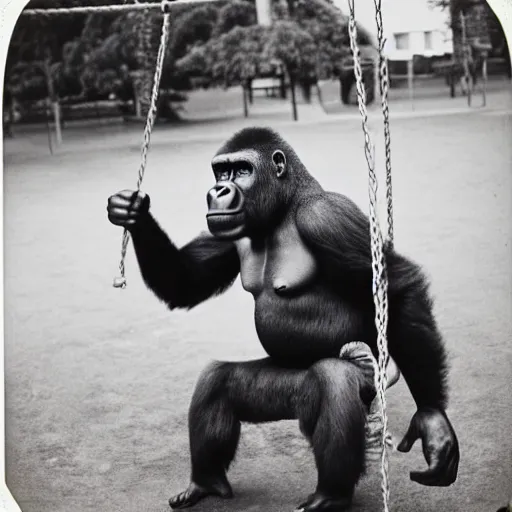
[332,0,453,61]
[381,0,453,61]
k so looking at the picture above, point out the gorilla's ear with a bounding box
[272,150,287,179]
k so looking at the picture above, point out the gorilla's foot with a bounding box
[294,491,352,512]
[169,479,233,509]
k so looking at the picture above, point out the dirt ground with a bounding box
[3,93,512,512]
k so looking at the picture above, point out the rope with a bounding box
[21,0,215,16]
[372,0,394,248]
[113,7,171,289]
[339,342,395,463]
[347,1,391,511]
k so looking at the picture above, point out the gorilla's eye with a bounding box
[215,170,231,182]
[235,167,252,177]
[213,161,252,182]
[233,161,252,178]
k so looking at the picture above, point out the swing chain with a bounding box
[113,8,171,289]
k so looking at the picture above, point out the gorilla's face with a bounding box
[206,148,287,241]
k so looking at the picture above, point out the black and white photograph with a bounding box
[1,0,511,511]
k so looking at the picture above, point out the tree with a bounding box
[289,0,375,101]
[263,21,317,119]
[212,0,257,37]
[433,0,511,78]
[7,0,186,121]
[175,1,263,91]
[174,0,377,117]
[5,2,82,141]
[176,18,316,120]
[6,0,379,127]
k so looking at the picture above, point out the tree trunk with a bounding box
[134,81,142,117]
[242,85,249,117]
[407,58,414,109]
[482,55,487,106]
[52,102,62,145]
[255,0,272,26]
[449,72,456,98]
[290,76,298,121]
[44,57,62,145]
[247,79,253,104]
[300,81,312,104]
[45,97,53,154]
[280,75,286,99]
[286,0,295,16]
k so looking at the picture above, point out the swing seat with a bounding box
[340,342,400,460]
[339,341,401,391]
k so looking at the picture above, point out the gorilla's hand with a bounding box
[397,407,459,486]
[107,190,150,229]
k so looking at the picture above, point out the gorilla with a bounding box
[107,127,459,512]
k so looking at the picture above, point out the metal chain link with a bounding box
[114,9,171,288]
[347,1,391,510]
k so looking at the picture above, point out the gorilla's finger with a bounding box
[108,217,125,227]
[108,215,136,227]
[441,450,459,485]
[410,463,441,485]
[397,421,419,453]
[410,469,443,486]
[108,196,134,209]
[411,459,457,486]
[117,189,138,200]
[410,445,455,486]
[410,460,447,486]
[107,207,133,218]
[130,191,144,210]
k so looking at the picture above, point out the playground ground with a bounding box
[3,81,512,512]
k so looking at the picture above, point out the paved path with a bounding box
[4,85,511,162]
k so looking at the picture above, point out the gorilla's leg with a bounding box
[169,361,238,509]
[169,358,305,509]
[296,358,373,512]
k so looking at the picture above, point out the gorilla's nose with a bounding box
[215,185,231,198]
[207,181,244,213]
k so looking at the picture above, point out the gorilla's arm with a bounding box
[295,192,447,408]
[296,192,459,486]
[130,215,240,310]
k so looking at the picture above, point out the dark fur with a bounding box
[129,127,449,508]
[187,358,369,498]
[131,219,240,310]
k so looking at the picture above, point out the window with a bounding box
[394,32,410,50]
[424,31,433,50]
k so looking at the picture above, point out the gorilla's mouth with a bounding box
[206,210,246,239]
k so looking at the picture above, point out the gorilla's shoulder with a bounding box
[294,191,367,224]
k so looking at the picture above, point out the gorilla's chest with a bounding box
[235,222,317,296]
